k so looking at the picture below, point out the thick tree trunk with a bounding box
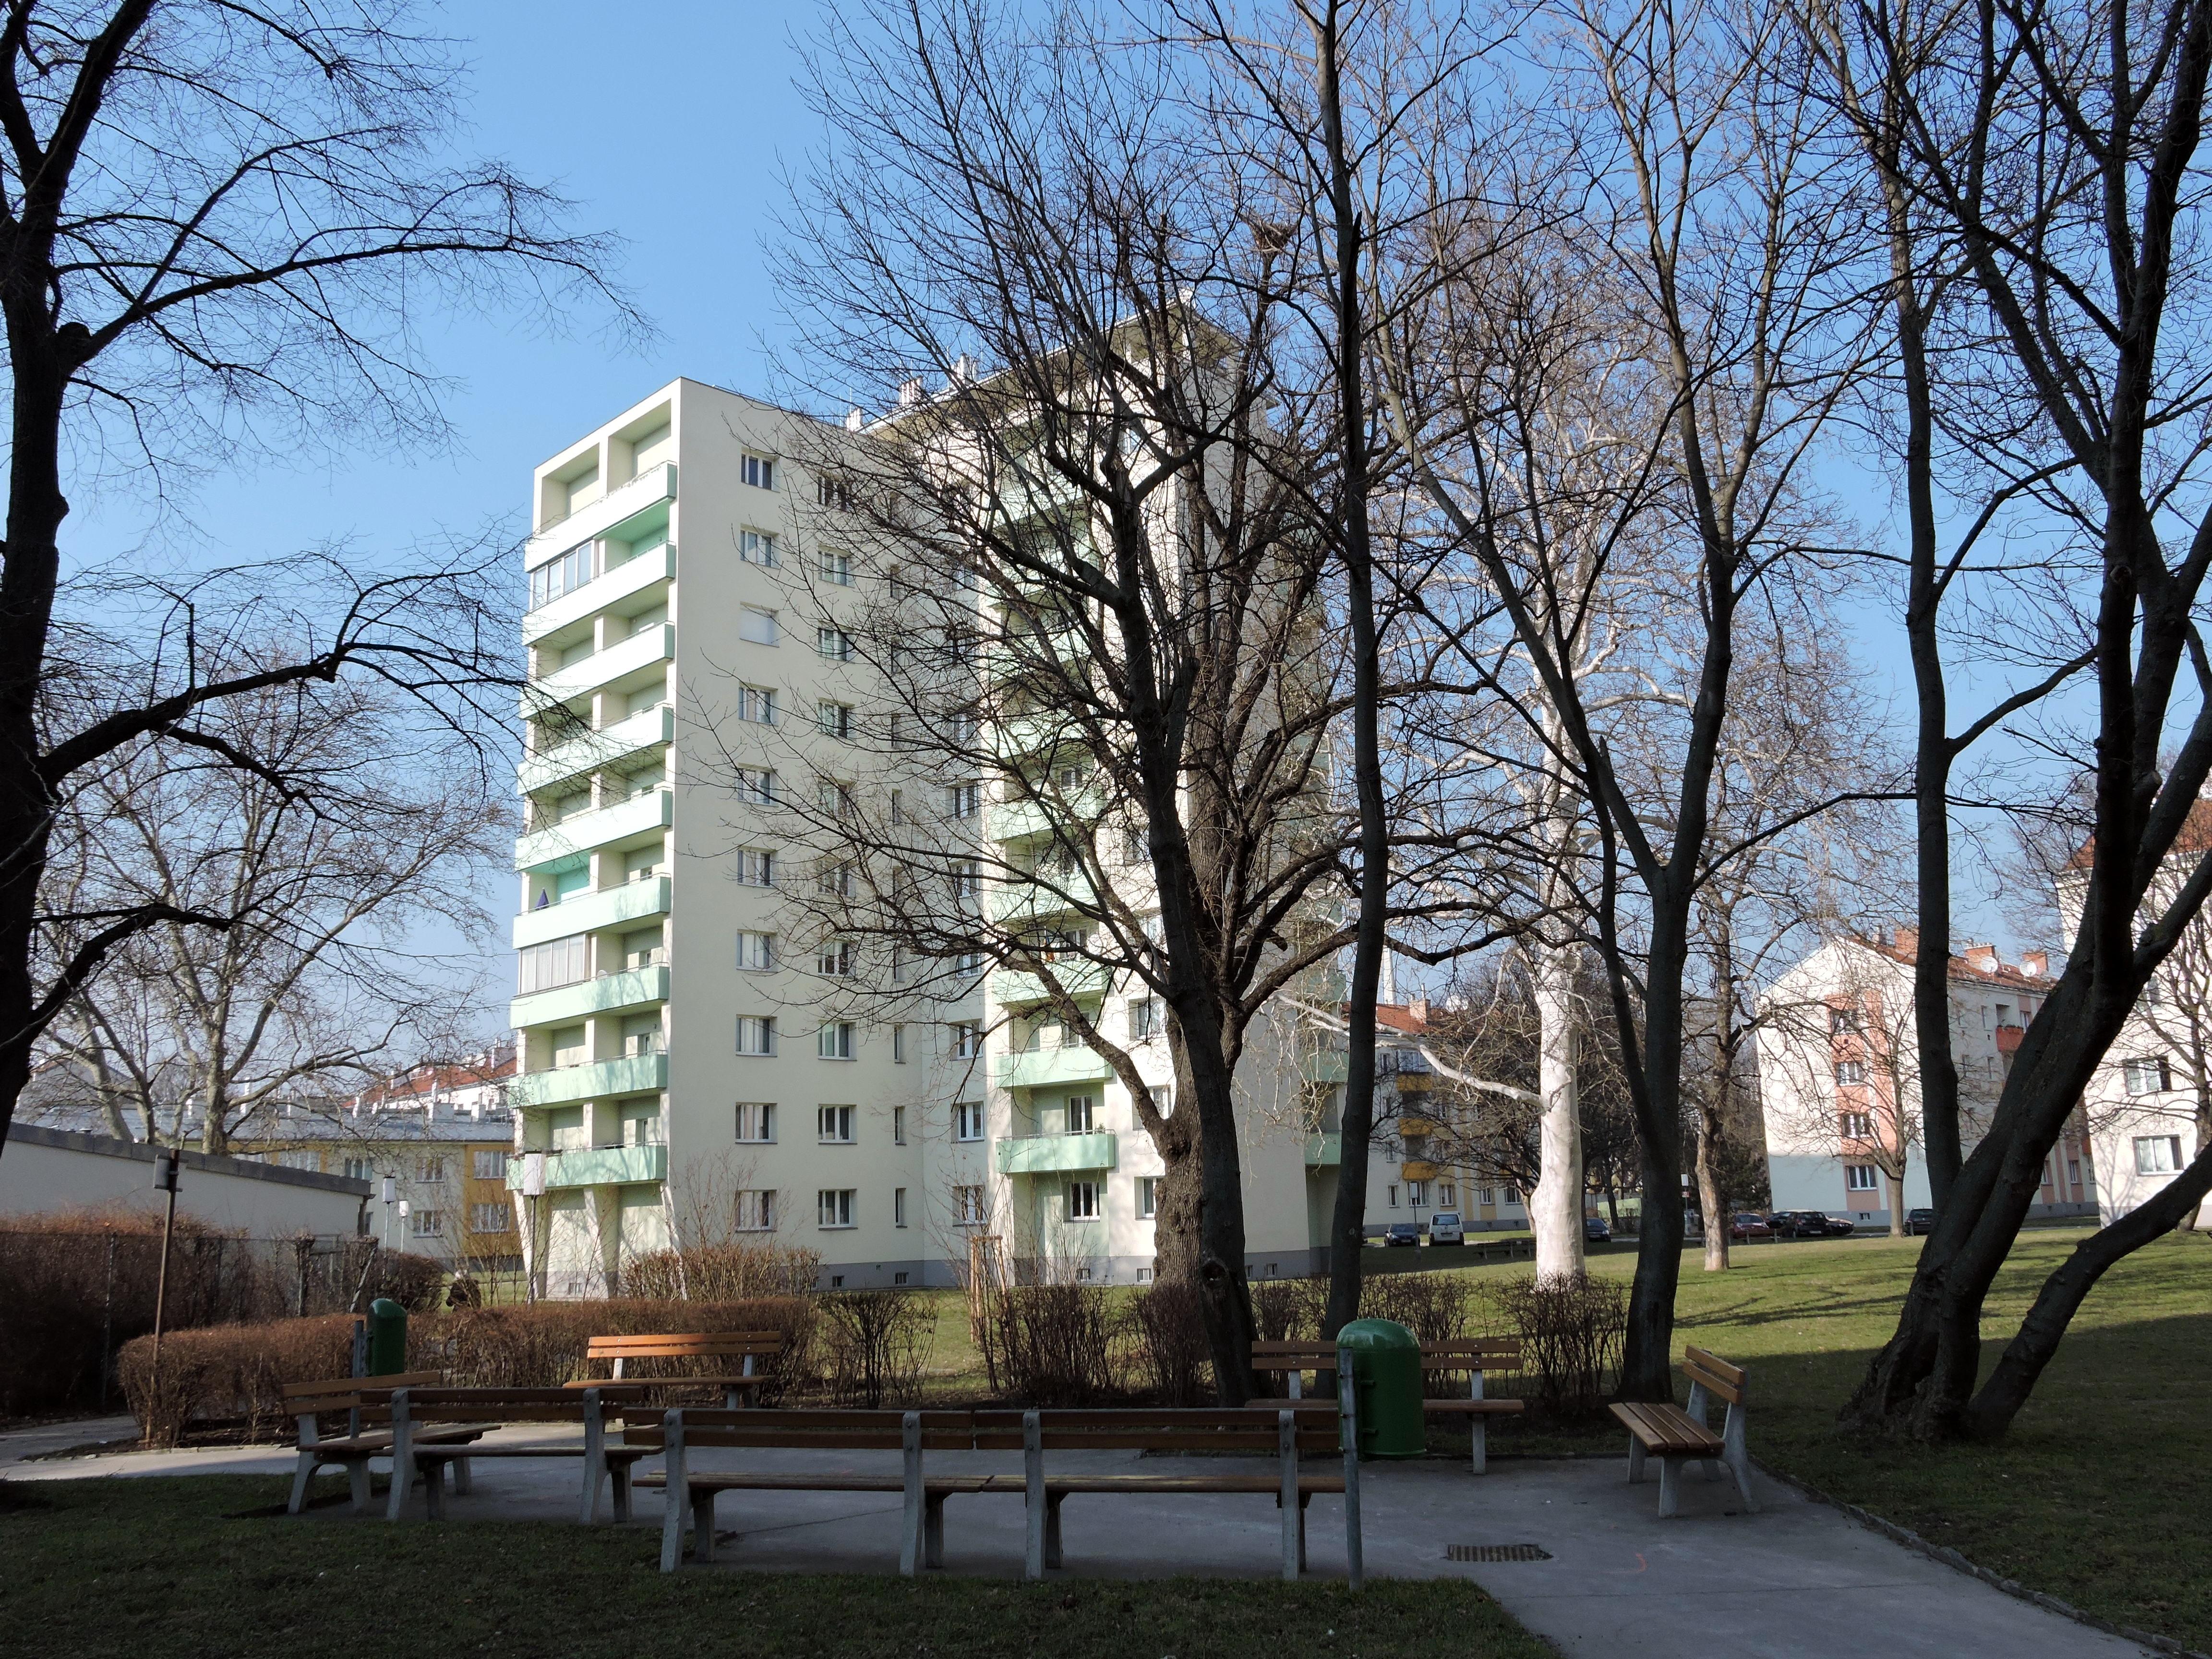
[1886,1168,1908,1239]
[1530,938,1588,1283]
[1148,1130,1204,1284]
[1183,1017,1255,1404]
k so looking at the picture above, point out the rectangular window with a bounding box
[1065,1095,1095,1134]
[742,453,777,491]
[818,1022,856,1060]
[1067,1180,1100,1221]
[1477,1187,1497,1206]
[416,1156,447,1184]
[1439,1182,1458,1206]
[893,1024,907,1063]
[817,626,854,661]
[1387,1184,1400,1208]
[818,779,855,820]
[2123,1057,2172,1096]
[736,767,778,805]
[1828,1004,1861,1034]
[893,1106,907,1145]
[735,1102,777,1142]
[817,939,854,977]
[894,1187,908,1226]
[343,1157,373,1182]
[738,528,780,566]
[818,1188,854,1228]
[817,1105,855,1142]
[1406,1179,1427,1207]
[1835,1060,1867,1086]
[818,473,854,511]
[817,701,853,739]
[955,1185,986,1226]
[1137,1176,1157,1219]
[817,861,854,898]
[947,781,981,819]
[528,538,595,611]
[739,849,778,888]
[518,934,589,995]
[739,931,778,970]
[820,549,852,585]
[736,1190,776,1232]
[469,1203,512,1234]
[739,607,779,646]
[2135,1135,2186,1175]
[737,1017,777,1057]
[471,1150,505,1181]
[1844,1164,1880,1191]
[738,684,777,723]
[955,1101,986,1141]
[1129,996,1163,1040]
[1839,1111,1873,1139]
[950,860,981,899]
[410,1209,445,1238]
[950,1022,983,1059]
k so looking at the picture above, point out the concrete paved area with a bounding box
[0,1422,2155,1659]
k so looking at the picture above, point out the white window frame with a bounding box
[738,684,777,724]
[1066,1180,1100,1221]
[817,1188,855,1228]
[1065,1095,1095,1134]
[955,1184,986,1226]
[1844,1164,1880,1191]
[735,1102,777,1143]
[2134,1134,2185,1175]
[817,1104,855,1143]
[818,1022,856,1060]
[820,548,852,584]
[739,930,778,970]
[894,1187,908,1227]
[955,1100,986,1141]
[818,700,854,739]
[739,606,780,646]
[737,1016,777,1057]
[817,625,854,661]
[1136,1176,1157,1218]
[739,528,780,566]
[2123,1057,2172,1096]
[735,1189,777,1232]
[742,453,778,491]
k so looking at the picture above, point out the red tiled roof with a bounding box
[1855,933,2054,990]
[2067,798,2212,870]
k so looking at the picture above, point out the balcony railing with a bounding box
[507,1053,668,1108]
[996,1131,1118,1176]
[510,963,669,1030]
[511,875,670,950]
[993,1045,1113,1090]
[505,1142,668,1190]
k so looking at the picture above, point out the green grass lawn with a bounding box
[0,1477,1549,1659]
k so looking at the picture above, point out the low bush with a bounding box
[1488,1273,1626,1420]
[820,1289,932,1407]
[622,1239,822,1301]
[1125,1281,1213,1405]
[978,1283,1117,1405]
[1361,1271,1473,1343]
[114,1296,817,1443]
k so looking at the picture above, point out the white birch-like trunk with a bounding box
[1530,936,1587,1282]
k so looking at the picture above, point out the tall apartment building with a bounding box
[506,379,1507,1294]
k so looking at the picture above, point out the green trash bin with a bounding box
[366,1297,408,1376]
[1336,1318,1425,1458]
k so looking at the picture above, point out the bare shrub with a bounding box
[1249,1275,1322,1342]
[979,1283,1116,1405]
[117,1314,356,1446]
[1489,1274,1627,1420]
[359,1250,447,1313]
[623,1238,822,1301]
[821,1289,932,1407]
[1360,1271,1473,1343]
[1125,1281,1213,1404]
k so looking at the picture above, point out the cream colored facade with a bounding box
[507,379,1406,1292]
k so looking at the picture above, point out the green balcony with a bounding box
[523,543,676,647]
[996,1131,1118,1176]
[518,703,673,794]
[504,1142,668,1190]
[988,960,1112,1008]
[1301,1051,1349,1085]
[994,1046,1114,1090]
[988,872,1097,923]
[514,787,672,871]
[507,1053,668,1108]
[526,461,677,564]
[511,964,669,1030]
[521,622,674,716]
[1304,1134,1342,1166]
[512,875,670,950]
[987,790,1104,844]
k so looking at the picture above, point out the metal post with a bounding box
[98,1232,116,1409]
[146,1150,181,1434]
[1338,1342,1363,1590]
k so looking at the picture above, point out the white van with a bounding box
[1428,1211,1465,1245]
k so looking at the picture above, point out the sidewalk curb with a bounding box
[1754,1458,2208,1659]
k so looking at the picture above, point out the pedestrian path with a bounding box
[0,1418,2159,1659]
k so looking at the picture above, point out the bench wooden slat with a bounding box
[1683,1345,1745,1388]
[1422,1398,1526,1415]
[1683,1352,1745,1406]
[586,1333,782,1357]
[1609,1400,1724,1455]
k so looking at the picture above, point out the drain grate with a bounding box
[1447,1543,1552,1563]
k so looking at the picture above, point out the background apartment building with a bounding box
[507,378,1515,1293]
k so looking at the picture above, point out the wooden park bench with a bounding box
[1608,1346,1758,1518]
[566,1331,782,1408]
[1251,1336,1527,1473]
[629,1407,988,1574]
[281,1372,486,1515]
[388,1385,657,1524]
[973,1406,1354,1583]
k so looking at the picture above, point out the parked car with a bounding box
[1428,1211,1466,1245]
[1584,1216,1612,1243]
[1905,1207,1939,1236]
[1728,1212,1774,1241]
[1769,1210,1855,1239]
[1384,1222,1422,1247]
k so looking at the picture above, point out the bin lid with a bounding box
[1334,1317,1419,1350]
[369,1297,406,1318]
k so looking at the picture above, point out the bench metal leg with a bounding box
[1471,1418,1488,1477]
[288,1452,316,1515]
[453,1456,473,1495]
[384,1396,416,1523]
[900,1413,924,1577]
[1657,1457,1681,1519]
[348,1458,372,1515]
[581,1399,606,1526]
[1022,1411,1046,1581]
[924,1491,948,1570]
[1627,1436,1647,1484]
[1723,1404,1759,1513]
[658,1412,688,1573]
[422,1461,445,1522]
[691,1490,717,1564]
[1298,1494,1310,1572]
[612,1461,634,1525]
[1279,1409,1300,1582]
[1044,1491,1065,1570]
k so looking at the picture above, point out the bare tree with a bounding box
[38,674,503,1153]
[0,1,631,1156]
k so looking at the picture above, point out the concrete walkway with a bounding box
[0,1422,2156,1659]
